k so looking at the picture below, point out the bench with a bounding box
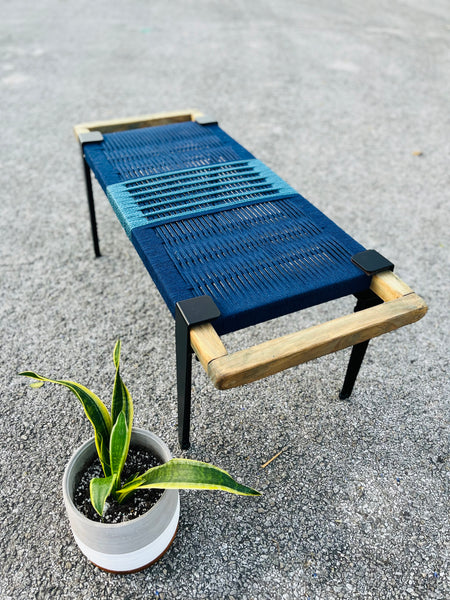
[75,110,427,448]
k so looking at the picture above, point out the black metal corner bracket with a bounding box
[78,131,104,146]
[175,296,221,450]
[195,115,219,126]
[351,249,394,276]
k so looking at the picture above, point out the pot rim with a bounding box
[62,427,174,530]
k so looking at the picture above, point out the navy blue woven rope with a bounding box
[83,122,254,191]
[84,119,370,333]
[131,195,369,335]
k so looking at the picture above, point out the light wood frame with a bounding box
[74,109,204,139]
[190,270,427,390]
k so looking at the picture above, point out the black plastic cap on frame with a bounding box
[352,249,394,276]
[195,116,219,126]
[176,295,221,327]
[78,131,104,146]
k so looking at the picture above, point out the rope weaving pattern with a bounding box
[83,122,253,189]
[155,200,355,300]
[106,159,298,234]
[130,192,368,333]
[83,119,370,333]
[154,200,321,245]
[143,196,368,333]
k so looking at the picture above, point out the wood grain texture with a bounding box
[207,292,427,389]
[370,271,413,301]
[190,323,228,372]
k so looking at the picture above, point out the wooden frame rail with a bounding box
[190,271,427,390]
[74,109,203,139]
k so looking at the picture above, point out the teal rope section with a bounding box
[106,159,298,237]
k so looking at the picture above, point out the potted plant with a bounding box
[20,341,260,573]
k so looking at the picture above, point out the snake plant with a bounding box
[20,341,260,516]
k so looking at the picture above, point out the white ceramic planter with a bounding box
[62,428,180,573]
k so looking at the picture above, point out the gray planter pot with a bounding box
[62,428,180,573]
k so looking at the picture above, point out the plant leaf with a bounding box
[110,341,133,487]
[113,339,121,371]
[90,475,116,516]
[111,340,133,434]
[121,471,140,486]
[109,411,129,489]
[114,474,144,503]
[116,458,260,502]
[19,371,112,475]
[97,431,111,476]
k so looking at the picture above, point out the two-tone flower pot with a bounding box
[62,428,180,573]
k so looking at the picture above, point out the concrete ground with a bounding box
[1,1,448,598]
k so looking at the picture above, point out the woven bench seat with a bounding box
[75,110,427,448]
[82,120,369,335]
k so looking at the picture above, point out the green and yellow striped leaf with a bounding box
[116,458,260,502]
[109,411,129,489]
[90,475,116,516]
[111,340,133,436]
[115,475,144,503]
[19,371,112,474]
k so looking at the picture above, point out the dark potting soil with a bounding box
[73,444,164,524]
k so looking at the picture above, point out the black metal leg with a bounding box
[339,340,370,399]
[175,296,221,450]
[175,307,193,450]
[339,291,383,400]
[82,157,101,258]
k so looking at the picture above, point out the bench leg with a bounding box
[82,157,101,258]
[175,296,221,449]
[339,291,383,399]
[176,311,193,450]
[339,339,370,399]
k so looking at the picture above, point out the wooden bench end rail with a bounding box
[190,271,427,390]
[74,109,203,139]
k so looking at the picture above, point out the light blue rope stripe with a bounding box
[138,181,281,212]
[121,160,253,188]
[107,189,149,237]
[124,161,253,191]
[106,159,298,236]
[130,171,266,197]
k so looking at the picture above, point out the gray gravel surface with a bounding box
[1,1,449,599]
